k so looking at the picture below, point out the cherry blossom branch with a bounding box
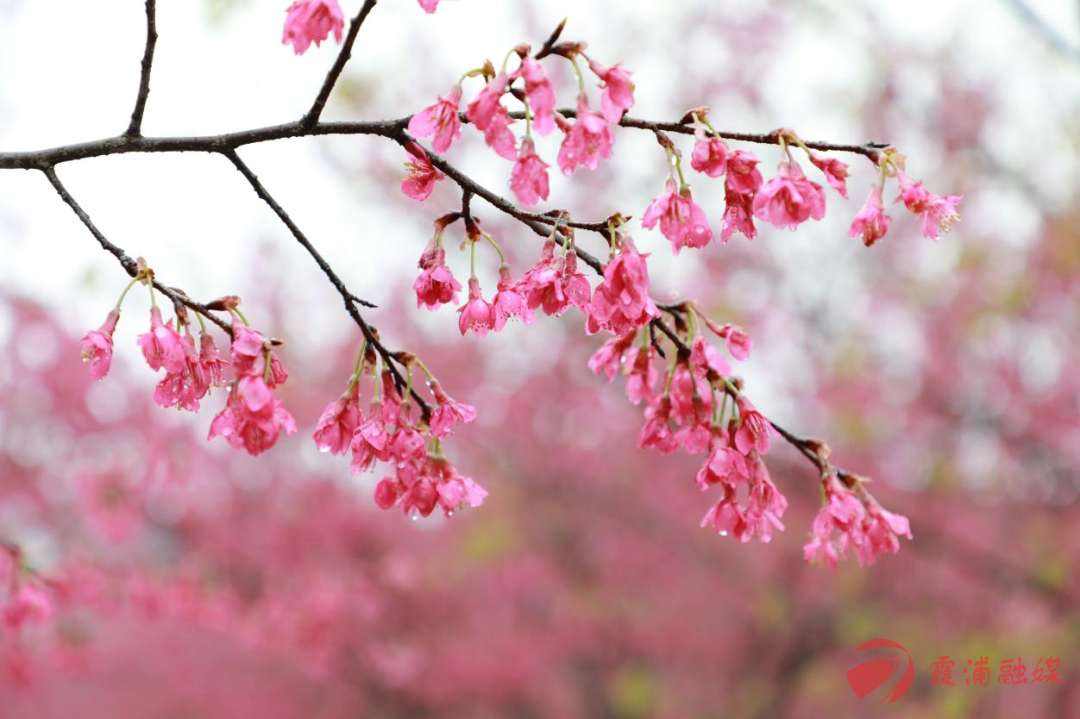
[223,149,430,416]
[41,166,233,335]
[302,0,380,128]
[125,0,158,137]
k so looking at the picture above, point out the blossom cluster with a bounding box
[312,347,486,519]
[282,0,443,55]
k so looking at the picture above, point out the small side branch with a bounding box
[302,0,379,128]
[126,0,159,137]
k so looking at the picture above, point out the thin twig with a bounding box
[126,0,159,137]
[302,0,379,128]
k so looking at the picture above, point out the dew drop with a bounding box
[719,530,729,537]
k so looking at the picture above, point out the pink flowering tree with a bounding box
[7,0,1074,714]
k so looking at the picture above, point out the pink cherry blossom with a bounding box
[312,384,362,456]
[414,242,462,310]
[809,152,850,198]
[516,241,592,317]
[80,309,119,380]
[137,306,187,374]
[457,277,495,337]
[642,178,714,254]
[491,265,534,330]
[510,137,550,207]
[208,379,297,457]
[848,185,892,247]
[718,324,751,361]
[429,379,477,439]
[401,142,444,201]
[690,130,729,177]
[694,431,748,491]
[586,237,658,335]
[465,73,517,159]
[153,331,206,412]
[752,160,827,230]
[388,405,426,468]
[197,331,228,389]
[726,150,764,195]
[721,152,763,243]
[733,397,774,455]
[624,345,658,406]
[282,0,344,55]
[668,365,711,427]
[690,335,732,377]
[407,85,463,153]
[229,319,287,387]
[349,400,392,473]
[721,189,757,243]
[588,331,636,382]
[587,58,635,123]
[556,95,614,175]
[638,396,679,454]
[515,58,556,136]
[896,173,962,240]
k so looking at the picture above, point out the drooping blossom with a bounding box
[510,137,550,207]
[848,185,892,247]
[80,310,119,380]
[491,265,534,331]
[514,57,555,135]
[588,331,636,382]
[465,73,516,160]
[896,173,962,240]
[407,85,463,153]
[374,454,486,518]
[388,403,427,468]
[414,241,462,310]
[349,398,392,473]
[208,377,297,456]
[809,152,850,198]
[701,450,787,543]
[153,330,205,412]
[197,332,229,388]
[137,307,187,375]
[638,396,679,454]
[428,379,477,439]
[586,237,658,335]
[556,95,614,175]
[458,277,495,337]
[312,383,362,456]
[733,397,774,456]
[624,345,658,406]
[690,130,729,177]
[803,475,912,569]
[668,364,711,429]
[516,240,592,317]
[229,319,288,388]
[721,150,763,242]
[401,142,444,201]
[752,160,826,230]
[690,335,732,378]
[282,0,344,55]
[712,323,751,362]
[694,429,748,491]
[642,178,714,254]
[587,58,635,123]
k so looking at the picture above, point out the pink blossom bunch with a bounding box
[556,96,615,175]
[896,172,963,240]
[586,58,635,123]
[720,149,763,242]
[515,239,592,317]
[803,474,912,570]
[642,178,714,253]
[414,238,462,310]
[752,159,827,230]
[699,436,788,543]
[465,73,517,160]
[586,236,658,335]
[374,453,487,519]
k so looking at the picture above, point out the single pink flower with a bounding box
[401,142,444,201]
[556,95,614,175]
[510,137,550,207]
[491,265,534,331]
[81,310,120,380]
[229,319,287,387]
[388,404,426,468]
[690,335,732,377]
[587,58,635,123]
[668,365,711,427]
[721,188,757,243]
[153,332,206,412]
[480,105,518,160]
[733,397,774,455]
[208,380,297,457]
[196,331,228,389]
[457,277,495,337]
[725,150,763,196]
[407,85,463,153]
[349,401,392,473]
[752,160,827,230]
[137,307,187,374]
[695,430,749,491]
[515,58,556,136]
[586,237,658,335]
[429,379,477,439]
[414,242,462,310]
[638,396,679,454]
[312,383,362,456]
[624,345,657,406]
[465,73,517,159]
[809,152,849,198]
[896,173,962,240]
[282,0,344,55]
[642,178,714,254]
[373,477,402,509]
[848,185,892,247]
[717,324,751,362]
[690,130,729,177]
[588,331,636,382]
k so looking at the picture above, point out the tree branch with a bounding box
[125,0,159,137]
[222,149,429,415]
[42,166,232,334]
[302,0,379,129]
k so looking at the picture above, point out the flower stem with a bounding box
[114,275,143,312]
[482,231,506,264]
[569,56,586,95]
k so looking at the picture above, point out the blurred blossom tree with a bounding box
[0,0,1077,716]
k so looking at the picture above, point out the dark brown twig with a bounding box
[125,0,158,137]
[302,0,379,128]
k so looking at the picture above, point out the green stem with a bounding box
[233,307,250,326]
[482,231,506,264]
[415,357,435,382]
[469,235,477,278]
[522,96,532,138]
[569,56,586,95]
[262,348,273,383]
[347,340,368,390]
[113,275,143,312]
[194,311,208,334]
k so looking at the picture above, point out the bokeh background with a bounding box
[1,0,1079,716]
